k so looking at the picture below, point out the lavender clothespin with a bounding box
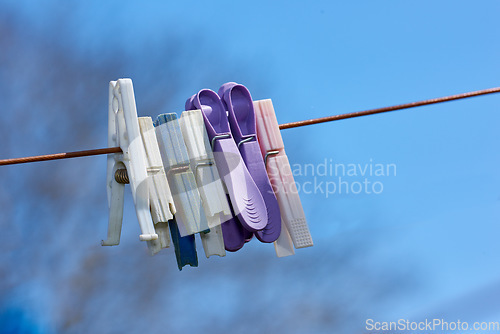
[219,83,282,243]
[186,90,267,250]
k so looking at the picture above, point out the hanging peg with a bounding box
[254,99,313,255]
[219,83,282,243]
[155,113,207,269]
[155,113,209,236]
[187,90,268,232]
[138,117,176,254]
[179,109,231,257]
[102,79,158,246]
[186,89,267,252]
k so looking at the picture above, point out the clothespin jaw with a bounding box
[103,79,158,246]
[169,217,198,270]
[254,99,313,253]
[199,226,226,258]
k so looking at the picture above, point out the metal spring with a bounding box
[237,136,255,148]
[264,150,280,167]
[115,168,129,184]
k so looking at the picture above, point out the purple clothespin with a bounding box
[186,90,268,250]
[218,83,281,243]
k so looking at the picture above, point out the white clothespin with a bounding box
[138,117,176,254]
[254,99,313,256]
[102,79,158,246]
[155,113,209,236]
[179,109,232,257]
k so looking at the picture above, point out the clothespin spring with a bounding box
[114,168,130,184]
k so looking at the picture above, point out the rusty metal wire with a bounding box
[1,86,499,167]
[278,87,500,130]
[0,147,122,166]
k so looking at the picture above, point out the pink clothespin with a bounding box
[254,99,313,256]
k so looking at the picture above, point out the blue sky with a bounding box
[1,1,500,333]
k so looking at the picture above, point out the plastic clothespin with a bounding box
[138,117,176,255]
[155,113,207,269]
[219,83,282,243]
[103,78,158,246]
[186,90,268,235]
[179,109,231,257]
[254,99,314,256]
[168,217,198,270]
[154,113,209,236]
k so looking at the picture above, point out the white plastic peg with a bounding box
[103,79,158,246]
[138,117,176,254]
[155,113,209,236]
[179,110,231,226]
[179,109,231,257]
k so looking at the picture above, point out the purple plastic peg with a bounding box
[219,83,282,243]
[186,90,268,247]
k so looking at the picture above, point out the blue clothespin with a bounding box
[168,217,198,270]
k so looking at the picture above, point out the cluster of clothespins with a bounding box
[0,77,494,270]
[104,79,313,270]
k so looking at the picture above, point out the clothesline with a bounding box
[0,86,499,167]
